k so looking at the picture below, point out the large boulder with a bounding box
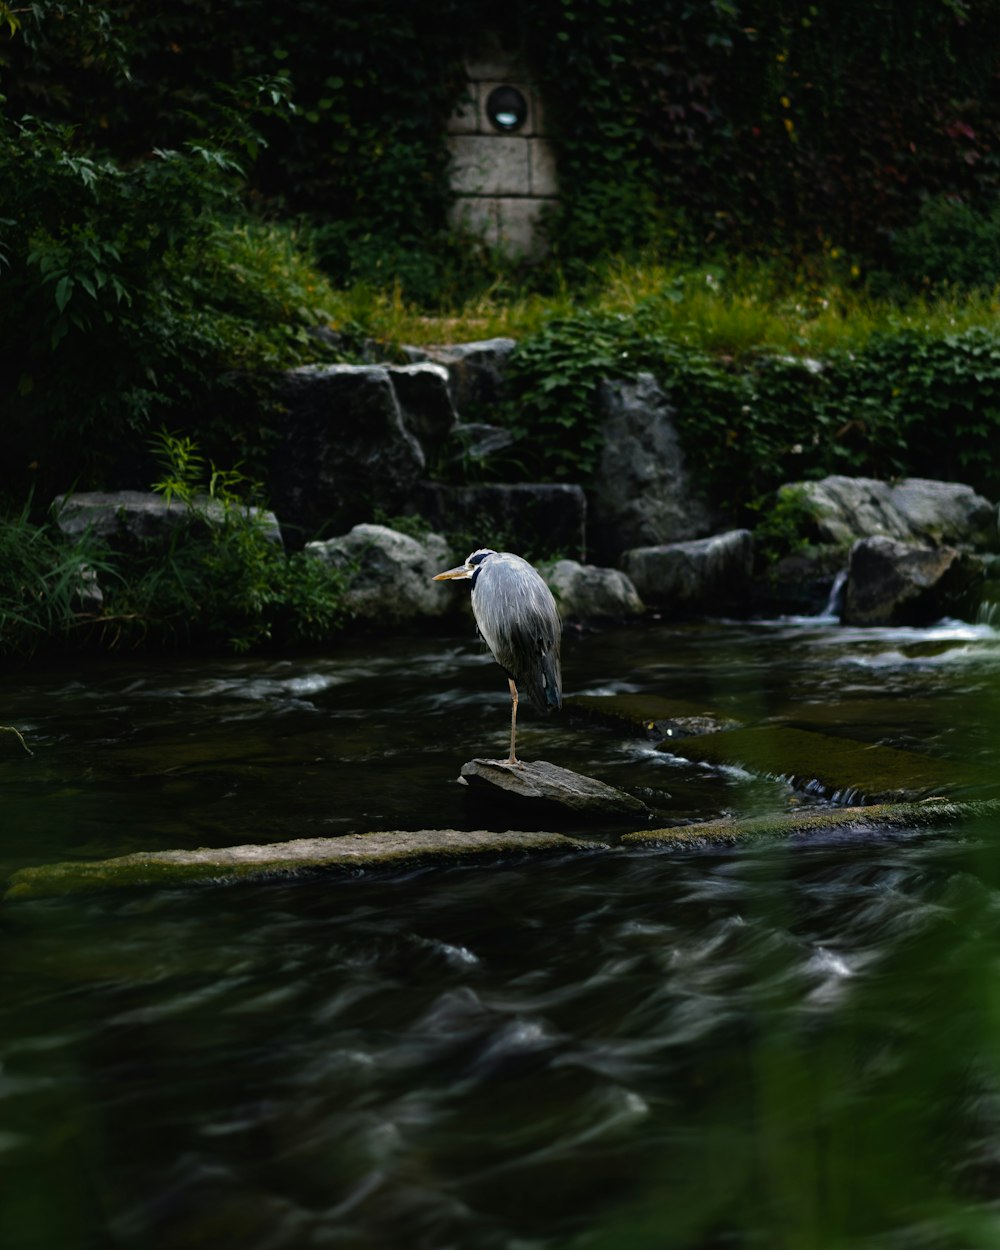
[404,338,517,417]
[786,476,998,550]
[54,490,283,549]
[622,530,754,616]
[413,482,587,562]
[270,365,426,544]
[303,523,455,626]
[589,373,718,563]
[544,560,644,624]
[841,535,985,626]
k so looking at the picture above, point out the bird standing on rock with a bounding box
[433,548,562,765]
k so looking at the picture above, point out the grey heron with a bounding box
[433,548,562,765]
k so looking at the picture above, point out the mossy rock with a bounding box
[4,828,603,902]
[566,693,739,740]
[666,724,972,801]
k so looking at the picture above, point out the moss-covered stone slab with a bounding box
[662,724,969,801]
[460,758,651,820]
[566,693,739,740]
[623,798,1000,847]
[4,828,603,902]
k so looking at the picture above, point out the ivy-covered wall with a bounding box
[3,0,998,276]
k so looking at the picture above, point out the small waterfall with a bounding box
[819,568,848,619]
[976,599,999,627]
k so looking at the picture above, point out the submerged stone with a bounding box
[459,758,652,820]
[663,724,972,802]
[4,828,602,902]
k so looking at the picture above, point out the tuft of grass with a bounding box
[0,499,115,659]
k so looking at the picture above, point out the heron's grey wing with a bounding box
[473,557,562,713]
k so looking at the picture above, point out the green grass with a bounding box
[321,251,1000,360]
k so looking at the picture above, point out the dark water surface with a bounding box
[3,616,1000,1249]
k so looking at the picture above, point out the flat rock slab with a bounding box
[0,726,31,756]
[623,798,1000,848]
[664,725,975,802]
[459,758,652,820]
[4,829,601,902]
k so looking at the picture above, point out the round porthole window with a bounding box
[486,85,528,133]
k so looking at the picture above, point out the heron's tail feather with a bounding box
[534,650,562,713]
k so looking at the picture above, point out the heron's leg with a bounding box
[507,678,519,765]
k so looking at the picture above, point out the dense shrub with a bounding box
[0,107,344,503]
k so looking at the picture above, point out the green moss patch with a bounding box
[4,828,602,902]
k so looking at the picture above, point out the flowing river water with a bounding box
[3,612,1000,1250]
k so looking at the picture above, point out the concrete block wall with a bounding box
[446,56,558,260]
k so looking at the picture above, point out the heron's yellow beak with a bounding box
[432,564,473,581]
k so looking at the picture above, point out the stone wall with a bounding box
[446,50,558,261]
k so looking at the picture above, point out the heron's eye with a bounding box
[467,550,493,567]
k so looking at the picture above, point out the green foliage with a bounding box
[0,439,350,659]
[748,486,822,564]
[110,432,348,653]
[885,196,1000,294]
[0,101,345,500]
[501,303,1000,509]
[111,527,348,655]
[6,0,1000,288]
[826,326,1000,489]
[505,311,641,480]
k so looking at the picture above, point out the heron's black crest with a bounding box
[466,548,496,589]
